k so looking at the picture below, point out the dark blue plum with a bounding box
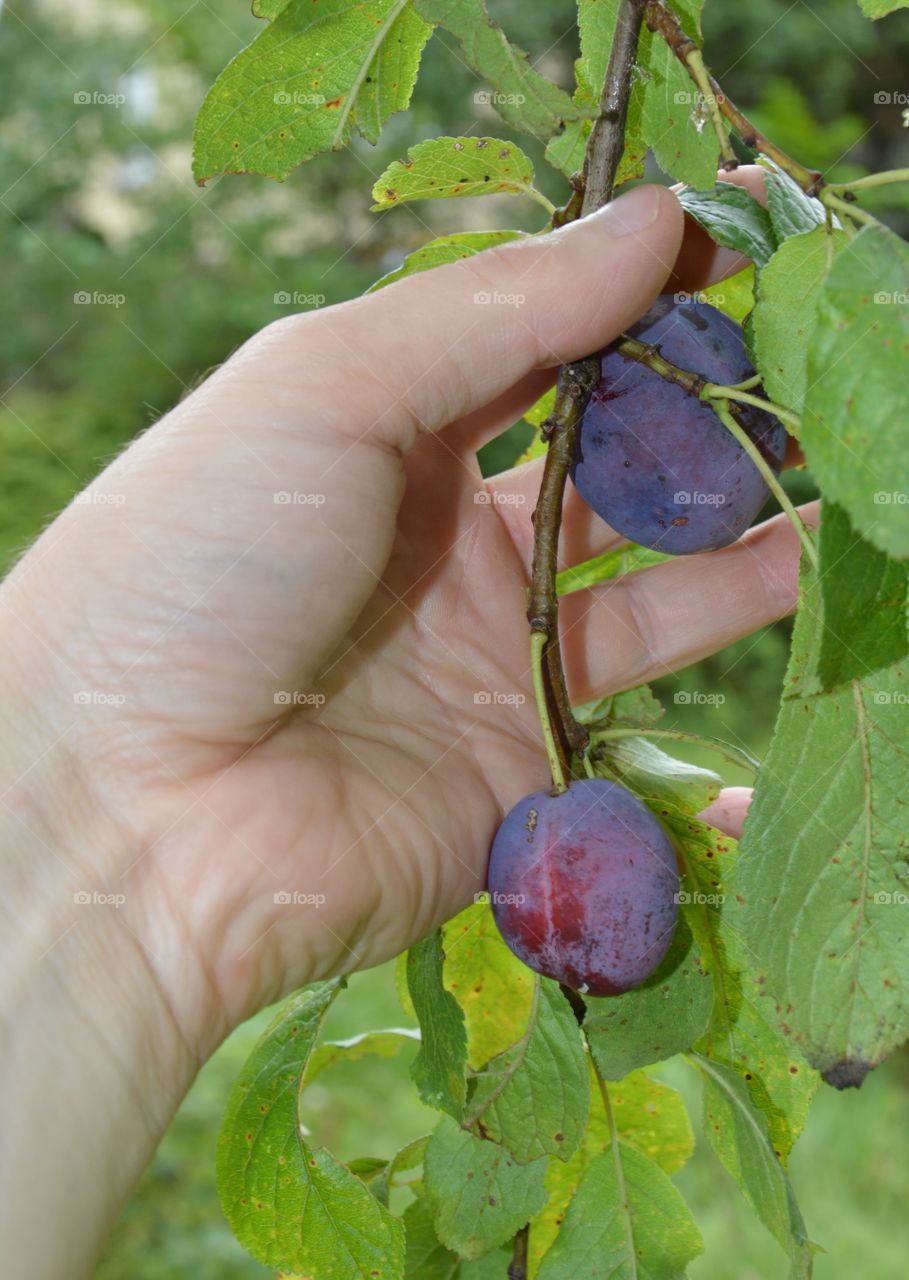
[570,295,787,554]
[487,778,679,996]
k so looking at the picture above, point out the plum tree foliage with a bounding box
[192,0,909,1276]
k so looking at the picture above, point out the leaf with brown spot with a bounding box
[371,136,542,209]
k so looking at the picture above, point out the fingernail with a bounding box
[598,185,663,237]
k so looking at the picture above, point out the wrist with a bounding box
[0,650,198,1277]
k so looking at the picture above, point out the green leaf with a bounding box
[640,3,719,192]
[610,1070,695,1175]
[372,137,542,210]
[556,544,671,594]
[465,978,590,1163]
[402,1198,512,1278]
[216,980,405,1278]
[584,919,713,1080]
[193,0,430,183]
[802,222,909,558]
[761,160,829,242]
[691,1054,812,1275]
[529,1065,693,1276]
[442,900,535,1071]
[579,684,666,730]
[816,501,909,688]
[403,1197,458,1279]
[536,1143,703,1279]
[656,816,818,1162]
[412,0,578,140]
[752,226,848,419]
[355,5,433,145]
[859,0,909,15]
[424,1116,548,1259]
[372,1135,429,1206]
[678,185,778,267]
[595,734,722,815]
[700,264,755,325]
[738,560,909,1086]
[407,931,468,1118]
[253,0,296,17]
[370,230,526,292]
[307,1028,419,1081]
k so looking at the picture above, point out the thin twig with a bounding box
[508,1224,530,1280]
[528,0,646,774]
[643,0,824,195]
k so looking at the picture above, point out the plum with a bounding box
[487,778,679,996]
[570,295,787,554]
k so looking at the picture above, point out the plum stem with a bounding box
[711,399,819,570]
[582,753,597,780]
[683,47,737,169]
[726,373,762,392]
[644,1,825,195]
[702,383,802,434]
[528,188,558,217]
[821,191,880,229]
[531,632,567,793]
[527,0,644,767]
[827,168,909,194]
[592,727,760,775]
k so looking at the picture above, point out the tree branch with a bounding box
[527,0,646,768]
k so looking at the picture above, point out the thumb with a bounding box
[241,183,685,451]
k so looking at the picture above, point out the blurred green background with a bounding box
[1,1,908,1277]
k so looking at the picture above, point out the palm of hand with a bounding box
[102,423,552,1044]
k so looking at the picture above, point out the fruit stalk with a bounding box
[528,0,646,777]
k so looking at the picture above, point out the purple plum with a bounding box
[570,295,787,554]
[487,778,679,996]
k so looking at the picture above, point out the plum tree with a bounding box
[570,295,787,554]
[487,777,680,996]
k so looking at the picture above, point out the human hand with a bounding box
[0,170,810,1275]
